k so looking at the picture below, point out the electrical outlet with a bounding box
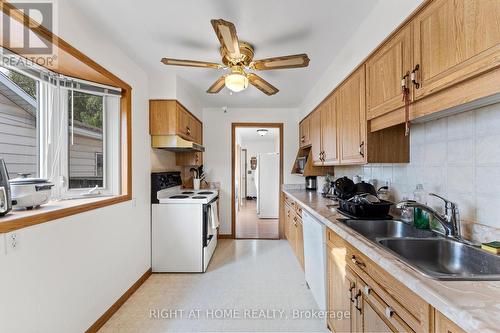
[4,232,20,254]
[132,198,137,208]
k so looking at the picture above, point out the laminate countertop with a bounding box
[283,187,500,333]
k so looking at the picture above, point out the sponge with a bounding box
[481,241,500,255]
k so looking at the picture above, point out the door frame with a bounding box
[241,148,248,199]
[231,123,284,239]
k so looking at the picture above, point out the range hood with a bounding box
[151,135,205,152]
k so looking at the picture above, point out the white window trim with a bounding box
[38,82,121,199]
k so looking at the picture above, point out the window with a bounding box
[0,52,122,199]
[0,67,39,179]
[68,91,104,189]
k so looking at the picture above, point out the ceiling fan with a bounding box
[161,19,310,96]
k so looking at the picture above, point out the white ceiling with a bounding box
[66,0,380,108]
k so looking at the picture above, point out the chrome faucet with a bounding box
[396,193,461,240]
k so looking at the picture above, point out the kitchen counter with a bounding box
[283,187,500,333]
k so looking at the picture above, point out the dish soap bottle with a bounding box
[413,184,430,229]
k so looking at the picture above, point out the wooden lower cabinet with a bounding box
[283,195,304,270]
[327,228,433,333]
[295,219,304,269]
[434,310,466,333]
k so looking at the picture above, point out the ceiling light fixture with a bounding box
[224,66,249,93]
[257,129,268,136]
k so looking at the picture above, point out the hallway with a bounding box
[98,240,327,332]
[236,199,279,239]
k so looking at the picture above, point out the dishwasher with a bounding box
[302,210,327,311]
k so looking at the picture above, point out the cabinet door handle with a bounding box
[411,64,420,89]
[364,285,371,296]
[186,126,191,135]
[351,255,366,269]
[348,282,356,303]
[358,142,365,158]
[385,306,394,319]
[354,290,362,313]
[301,136,305,143]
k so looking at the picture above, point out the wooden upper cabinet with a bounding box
[150,100,177,135]
[320,95,339,165]
[299,116,311,147]
[366,25,412,120]
[310,109,322,166]
[338,66,367,164]
[150,100,203,144]
[413,0,500,99]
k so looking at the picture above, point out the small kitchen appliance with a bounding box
[305,176,317,191]
[9,174,53,210]
[0,159,12,216]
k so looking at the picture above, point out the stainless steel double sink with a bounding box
[340,219,500,281]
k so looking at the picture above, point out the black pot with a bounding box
[338,198,392,219]
[354,181,377,196]
[333,177,356,199]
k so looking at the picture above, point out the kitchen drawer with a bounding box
[294,203,303,218]
[326,228,342,246]
[358,277,415,333]
[345,242,432,333]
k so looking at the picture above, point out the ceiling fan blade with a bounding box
[251,54,310,70]
[247,73,279,96]
[161,58,223,69]
[207,76,226,94]
[211,19,241,61]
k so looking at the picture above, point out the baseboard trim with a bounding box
[218,234,233,239]
[86,268,152,333]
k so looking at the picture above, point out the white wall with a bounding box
[0,2,152,332]
[300,0,423,118]
[203,107,302,235]
[241,137,278,197]
[333,103,500,243]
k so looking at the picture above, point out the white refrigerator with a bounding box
[256,153,280,218]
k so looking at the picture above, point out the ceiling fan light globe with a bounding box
[225,73,248,93]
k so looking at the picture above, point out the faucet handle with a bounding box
[429,193,456,211]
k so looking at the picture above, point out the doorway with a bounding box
[231,123,283,239]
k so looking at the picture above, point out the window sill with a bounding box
[0,195,131,233]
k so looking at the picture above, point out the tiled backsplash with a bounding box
[333,102,500,243]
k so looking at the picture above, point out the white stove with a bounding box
[157,186,219,204]
[151,172,219,273]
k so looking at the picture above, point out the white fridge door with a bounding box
[257,153,280,218]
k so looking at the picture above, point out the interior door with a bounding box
[339,66,367,164]
[366,25,412,120]
[321,95,339,165]
[310,108,322,166]
[413,0,500,100]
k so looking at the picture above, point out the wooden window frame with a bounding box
[0,1,132,233]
